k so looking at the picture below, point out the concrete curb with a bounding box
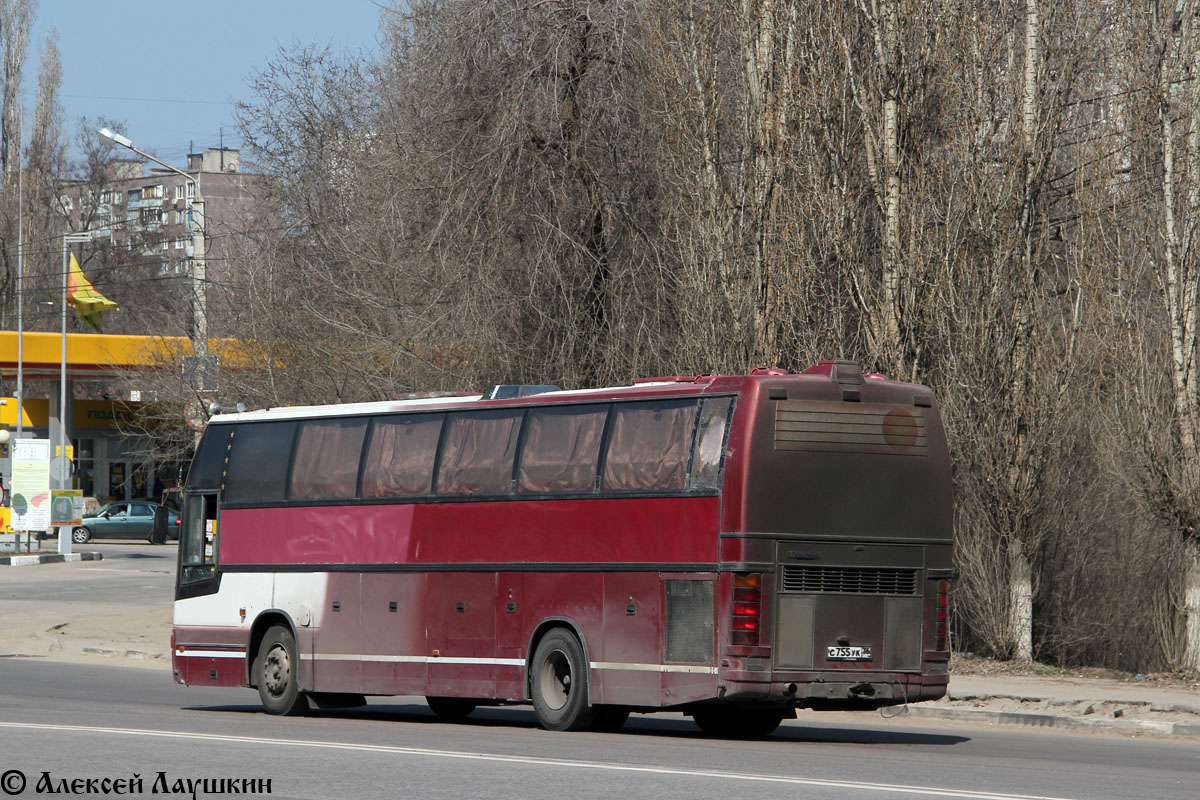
[0,552,103,566]
[80,647,166,660]
[949,691,1200,717]
[906,704,1200,737]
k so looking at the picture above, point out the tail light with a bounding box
[731,572,762,646]
[934,579,950,651]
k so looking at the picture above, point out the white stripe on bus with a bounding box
[301,653,716,674]
[174,649,247,659]
[590,661,718,674]
[302,654,524,666]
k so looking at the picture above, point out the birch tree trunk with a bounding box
[740,0,796,366]
[877,0,903,373]
[1186,541,1200,670]
[1004,0,1041,664]
[1008,539,1034,661]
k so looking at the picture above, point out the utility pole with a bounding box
[97,128,208,364]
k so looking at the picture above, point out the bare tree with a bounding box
[1109,0,1200,670]
[0,0,36,326]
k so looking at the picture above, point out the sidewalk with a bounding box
[0,552,103,566]
[906,672,1200,737]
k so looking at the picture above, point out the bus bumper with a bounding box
[718,670,948,706]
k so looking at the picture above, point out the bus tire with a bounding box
[530,628,598,731]
[691,706,785,739]
[426,696,477,722]
[255,625,307,716]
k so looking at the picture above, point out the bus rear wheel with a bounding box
[530,628,598,731]
[426,696,477,722]
[691,706,785,739]
[256,625,307,716]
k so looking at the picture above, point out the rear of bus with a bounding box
[714,361,953,709]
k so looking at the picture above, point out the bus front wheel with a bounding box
[530,628,598,731]
[256,625,307,716]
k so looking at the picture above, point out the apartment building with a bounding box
[68,147,264,282]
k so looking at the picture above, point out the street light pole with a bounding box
[97,127,207,361]
[60,232,93,555]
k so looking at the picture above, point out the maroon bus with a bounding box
[172,361,953,737]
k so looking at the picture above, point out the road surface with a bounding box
[0,659,1196,800]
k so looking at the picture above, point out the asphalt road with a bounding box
[0,659,1197,800]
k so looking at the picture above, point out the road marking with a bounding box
[0,721,1077,800]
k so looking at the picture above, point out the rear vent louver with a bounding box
[782,566,918,595]
[774,401,928,456]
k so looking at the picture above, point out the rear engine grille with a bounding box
[781,566,918,595]
[774,402,927,455]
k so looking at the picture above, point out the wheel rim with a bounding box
[537,648,572,711]
[72,528,87,543]
[262,644,292,699]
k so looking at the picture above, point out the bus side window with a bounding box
[224,421,297,504]
[517,405,607,494]
[437,410,523,495]
[361,414,444,497]
[290,418,368,500]
[602,400,696,492]
[691,398,733,490]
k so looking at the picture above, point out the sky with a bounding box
[26,0,386,169]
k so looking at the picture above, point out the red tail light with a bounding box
[731,572,762,646]
[934,580,950,651]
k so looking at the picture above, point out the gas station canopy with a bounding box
[0,331,254,382]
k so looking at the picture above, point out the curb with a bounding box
[81,647,167,660]
[0,552,103,567]
[907,704,1200,737]
[948,691,1200,717]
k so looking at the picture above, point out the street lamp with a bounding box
[56,232,93,555]
[97,127,208,363]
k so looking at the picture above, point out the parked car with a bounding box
[71,500,180,544]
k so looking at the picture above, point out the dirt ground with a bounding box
[0,604,173,666]
[952,651,1200,692]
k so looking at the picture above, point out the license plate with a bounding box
[827,646,872,661]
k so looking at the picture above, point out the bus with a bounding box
[171,360,953,737]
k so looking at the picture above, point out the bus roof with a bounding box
[204,364,925,425]
[205,380,715,424]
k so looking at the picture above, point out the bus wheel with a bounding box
[530,628,598,731]
[593,705,630,732]
[426,696,477,722]
[691,706,785,739]
[256,625,307,716]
